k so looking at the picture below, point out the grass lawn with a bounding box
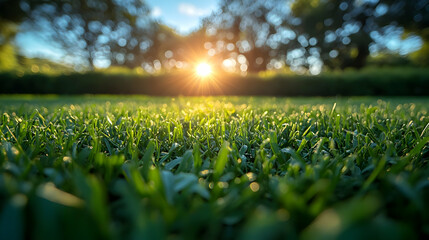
[0,96,428,239]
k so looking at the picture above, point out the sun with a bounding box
[195,62,212,77]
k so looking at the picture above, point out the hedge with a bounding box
[1,68,428,96]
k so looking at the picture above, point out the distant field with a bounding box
[0,96,428,239]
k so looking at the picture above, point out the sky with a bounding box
[146,0,219,34]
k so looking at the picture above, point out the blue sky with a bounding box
[146,0,219,34]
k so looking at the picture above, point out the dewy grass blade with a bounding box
[214,141,230,180]
[141,140,156,180]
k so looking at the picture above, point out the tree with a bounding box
[202,0,429,72]
[290,0,429,69]
[128,23,184,72]
[0,0,29,70]
[200,0,289,73]
[24,0,153,70]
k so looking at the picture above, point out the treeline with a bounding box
[1,68,428,96]
[1,0,428,74]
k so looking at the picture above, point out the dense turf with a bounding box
[0,96,428,239]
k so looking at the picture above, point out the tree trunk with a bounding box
[354,44,369,69]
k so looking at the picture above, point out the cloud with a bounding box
[151,6,162,17]
[178,3,211,17]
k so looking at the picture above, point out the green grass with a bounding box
[0,96,428,240]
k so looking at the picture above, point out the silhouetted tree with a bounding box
[0,0,30,70]
[24,0,153,69]
[203,0,428,72]
[130,24,184,72]
[201,0,289,73]
[290,0,429,69]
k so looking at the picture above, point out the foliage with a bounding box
[0,43,18,71]
[410,41,429,67]
[16,56,74,74]
[2,0,428,73]
[0,0,25,72]
[198,0,429,73]
[21,0,153,69]
[366,53,414,67]
[0,96,428,239]
[200,0,287,72]
[289,0,429,69]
